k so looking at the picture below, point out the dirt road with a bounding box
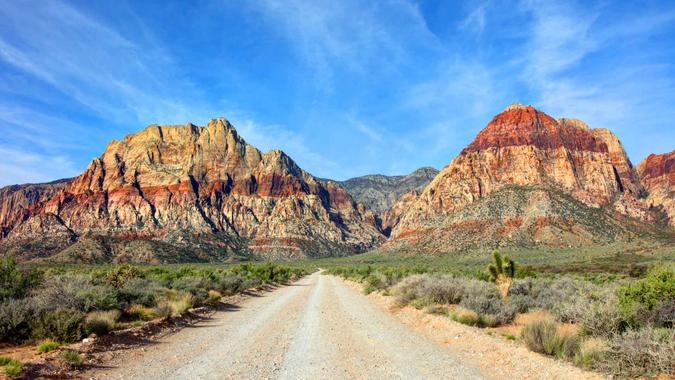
[89,272,600,380]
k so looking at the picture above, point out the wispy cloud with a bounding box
[0,146,79,187]
[251,0,439,90]
[459,3,488,36]
[519,0,675,160]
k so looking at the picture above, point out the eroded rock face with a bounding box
[392,104,646,242]
[0,179,71,239]
[638,151,675,225]
[0,118,383,260]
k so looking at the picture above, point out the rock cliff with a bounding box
[637,150,675,226]
[389,104,663,250]
[0,118,383,261]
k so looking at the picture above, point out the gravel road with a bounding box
[89,272,600,380]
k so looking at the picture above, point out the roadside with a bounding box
[345,280,605,380]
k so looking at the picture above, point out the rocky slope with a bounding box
[388,104,667,251]
[0,118,383,262]
[339,167,438,216]
[637,150,675,226]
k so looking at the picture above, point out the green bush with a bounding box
[105,265,143,288]
[618,265,675,325]
[37,340,60,353]
[0,255,36,301]
[59,350,82,367]
[31,308,85,343]
[2,359,22,379]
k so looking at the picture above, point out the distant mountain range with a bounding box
[1,104,673,262]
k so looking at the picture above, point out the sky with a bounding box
[0,0,674,186]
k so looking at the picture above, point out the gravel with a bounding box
[86,272,600,380]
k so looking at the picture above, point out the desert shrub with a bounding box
[392,275,428,306]
[618,265,675,326]
[219,274,245,295]
[84,310,120,336]
[125,304,153,321]
[574,338,608,369]
[596,327,674,378]
[29,275,93,311]
[508,279,537,313]
[118,278,157,307]
[409,296,433,310]
[37,340,60,353]
[393,274,465,306]
[151,302,172,319]
[507,277,612,323]
[1,357,22,379]
[166,293,193,317]
[548,326,581,360]
[204,290,222,306]
[521,317,558,354]
[363,274,384,294]
[424,304,448,315]
[640,299,674,328]
[451,307,480,326]
[459,280,516,325]
[579,296,626,338]
[421,276,465,304]
[59,350,82,367]
[105,265,143,288]
[31,308,85,343]
[0,255,36,300]
[76,285,120,312]
[0,298,33,343]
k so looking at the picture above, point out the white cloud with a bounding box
[231,116,340,178]
[0,146,79,186]
[459,4,487,35]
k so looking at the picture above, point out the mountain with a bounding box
[637,150,675,226]
[339,167,438,215]
[387,104,669,252]
[0,118,383,262]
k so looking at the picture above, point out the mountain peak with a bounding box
[502,103,533,112]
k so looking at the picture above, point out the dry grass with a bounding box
[84,310,120,336]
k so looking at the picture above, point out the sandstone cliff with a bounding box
[389,104,664,250]
[0,118,383,262]
[637,150,675,226]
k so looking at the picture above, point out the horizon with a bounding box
[1,1,675,187]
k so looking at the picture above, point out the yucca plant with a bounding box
[488,251,515,299]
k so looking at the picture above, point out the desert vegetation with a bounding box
[0,255,308,350]
[326,256,674,378]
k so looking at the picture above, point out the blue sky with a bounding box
[1,0,674,186]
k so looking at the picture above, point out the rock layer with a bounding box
[637,150,675,226]
[0,118,383,261]
[391,104,653,247]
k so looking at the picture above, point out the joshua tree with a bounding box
[488,251,515,299]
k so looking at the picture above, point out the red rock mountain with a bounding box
[388,104,666,251]
[0,118,383,262]
[637,150,675,226]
